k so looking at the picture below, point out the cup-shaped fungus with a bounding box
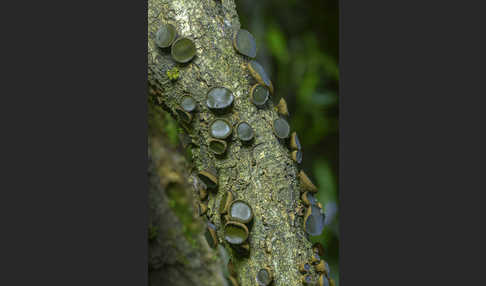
[197,202,208,216]
[206,87,234,112]
[171,37,196,63]
[233,29,257,58]
[310,252,321,265]
[199,186,208,200]
[224,221,249,245]
[198,169,218,190]
[248,60,274,94]
[312,242,325,257]
[204,222,218,248]
[209,138,228,155]
[301,191,317,207]
[277,97,289,116]
[155,24,176,48]
[299,170,318,193]
[233,241,250,257]
[228,200,253,224]
[209,118,232,139]
[302,275,314,286]
[256,267,273,286]
[315,260,327,274]
[299,262,312,274]
[175,107,192,123]
[307,208,325,236]
[290,132,302,150]
[292,149,303,164]
[319,274,330,286]
[273,118,290,139]
[250,84,270,108]
[304,205,326,237]
[219,190,234,214]
[180,95,196,112]
[236,121,254,142]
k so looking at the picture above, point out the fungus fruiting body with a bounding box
[248,60,274,93]
[204,222,218,248]
[302,275,314,286]
[233,29,257,58]
[301,191,317,207]
[315,260,327,274]
[175,107,192,123]
[319,274,330,286]
[219,190,234,214]
[236,121,254,142]
[300,170,318,193]
[180,95,196,112]
[228,200,253,224]
[209,118,232,139]
[299,262,312,274]
[312,242,325,256]
[273,118,290,139]
[277,97,289,116]
[292,149,303,164]
[208,138,227,155]
[197,202,208,216]
[206,87,234,111]
[155,23,176,48]
[290,132,302,150]
[256,267,273,286]
[171,37,196,63]
[224,221,249,245]
[304,205,326,236]
[198,170,218,190]
[199,187,208,200]
[250,84,270,107]
[311,252,321,265]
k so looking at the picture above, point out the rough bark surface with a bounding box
[148,0,318,285]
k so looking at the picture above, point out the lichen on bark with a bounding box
[148,0,319,285]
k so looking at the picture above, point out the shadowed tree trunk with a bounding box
[148,0,321,285]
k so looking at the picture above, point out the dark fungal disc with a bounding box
[155,23,176,48]
[171,37,196,63]
[299,262,311,274]
[206,87,234,111]
[180,95,196,112]
[208,138,227,155]
[250,84,270,107]
[319,274,330,286]
[224,221,249,245]
[228,200,253,224]
[290,132,302,150]
[175,107,192,123]
[233,29,257,58]
[204,222,218,248]
[256,267,273,286]
[273,117,290,139]
[312,242,325,256]
[292,149,303,164]
[219,190,234,214]
[301,191,316,207]
[304,205,326,236]
[198,170,218,190]
[209,118,232,139]
[236,121,254,142]
[302,275,314,286]
[247,60,274,94]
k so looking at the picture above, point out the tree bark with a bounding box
[148,0,318,285]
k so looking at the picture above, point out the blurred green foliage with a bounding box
[237,0,339,283]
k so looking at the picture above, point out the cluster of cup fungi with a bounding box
[155,22,333,286]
